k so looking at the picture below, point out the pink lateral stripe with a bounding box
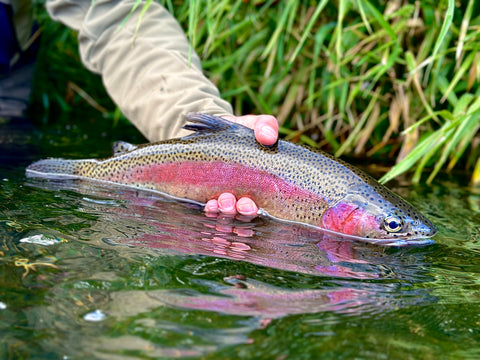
[109,160,317,201]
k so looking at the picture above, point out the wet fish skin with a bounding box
[26,113,437,245]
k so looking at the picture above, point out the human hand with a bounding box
[223,114,278,146]
[204,114,279,216]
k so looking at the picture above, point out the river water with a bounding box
[0,118,479,359]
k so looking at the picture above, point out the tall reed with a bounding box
[33,0,480,185]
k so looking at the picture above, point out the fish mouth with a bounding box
[361,237,435,247]
[321,229,436,247]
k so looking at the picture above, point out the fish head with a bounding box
[321,185,437,246]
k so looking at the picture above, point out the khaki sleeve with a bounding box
[46,0,233,141]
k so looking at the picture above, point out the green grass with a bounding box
[31,0,480,185]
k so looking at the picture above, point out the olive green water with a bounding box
[0,119,479,360]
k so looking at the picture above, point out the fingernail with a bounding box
[237,201,254,214]
[261,125,277,140]
[204,200,218,213]
[237,199,258,215]
[218,196,235,211]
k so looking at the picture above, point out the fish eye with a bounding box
[383,215,404,233]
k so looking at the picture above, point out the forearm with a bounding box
[46,0,233,141]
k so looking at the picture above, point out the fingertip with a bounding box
[218,192,238,215]
[205,199,219,213]
[236,197,259,216]
[254,116,279,146]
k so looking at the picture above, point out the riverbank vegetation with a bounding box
[31,0,480,185]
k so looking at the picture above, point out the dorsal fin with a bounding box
[112,141,138,156]
[182,113,245,135]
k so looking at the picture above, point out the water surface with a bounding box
[0,119,479,359]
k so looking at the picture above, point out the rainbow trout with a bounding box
[26,113,436,246]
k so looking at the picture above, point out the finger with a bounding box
[222,114,258,129]
[217,192,238,215]
[233,228,255,237]
[253,116,278,146]
[215,223,234,233]
[236,197,259,216]
[204,199,219,213]
[223,114,279,146]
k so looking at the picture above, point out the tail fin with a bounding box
[26,158,87,179]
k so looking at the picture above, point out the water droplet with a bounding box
[83,309,106,322]
[19,234,66,246]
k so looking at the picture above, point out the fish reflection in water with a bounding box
[119,216,380,279]
[25,178,433,280]
[96,196,430,317]
[27,179,436,279]
[29,179,395,279]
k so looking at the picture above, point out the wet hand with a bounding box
[223,114,279,146]
[205,193,259,216]
[205,114,279,216]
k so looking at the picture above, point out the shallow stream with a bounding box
[0,119,479,359]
